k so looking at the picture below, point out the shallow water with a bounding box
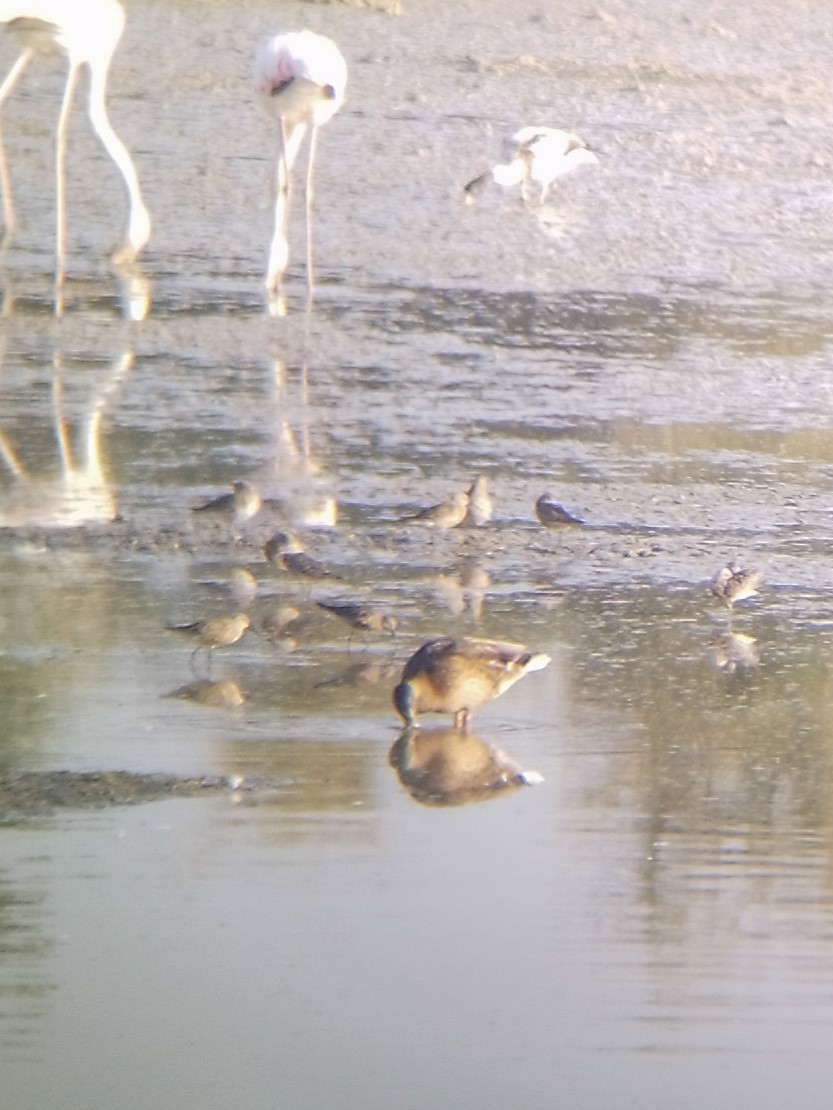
[3,0,833,1107]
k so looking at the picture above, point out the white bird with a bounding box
[253,30,347,301]
[464,126,598,205]
[0,0,151,272]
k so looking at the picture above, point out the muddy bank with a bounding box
[0,770,282,824]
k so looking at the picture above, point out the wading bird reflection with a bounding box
[0,349,133,528]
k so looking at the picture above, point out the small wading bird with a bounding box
[192,481,265,526]
[710,562,762,612]
[168,613,251,675]
[393,636,551,730]
[465,476,492,527]
[464,126,598,205]
[535,493,584,527]
[400,489,469,531]
[263,530,344,580]
[253,30,347,299]
[316,599,398,636]
[0,0,151,270]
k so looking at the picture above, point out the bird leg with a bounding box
[304,124,318,297]
[86,64,152,264]
[266,120,292,296]
[453,708,471,731]
[0,50,32,248]
[84,66,153,265]
[54,62,81,310]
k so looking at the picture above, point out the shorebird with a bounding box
[401,489,469,530]
[710,563,762,611]
[464,126,598,205]
[168,613,251,674]
[253,29,347,299]
[535,493,584,527]
[466,475,492,527]
[0,0,151,270]
[192,481,265,525]
[393,636,551,730]
[316,599,398,636]
[263,530,343,579]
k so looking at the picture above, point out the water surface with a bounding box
[2,1,833,1107]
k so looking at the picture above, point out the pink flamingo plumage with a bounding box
[254,30,347,302]
[0,0,151,272]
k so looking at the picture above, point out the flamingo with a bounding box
[0,1,151,273]
[464,126,598,205]
[253,30,347,301]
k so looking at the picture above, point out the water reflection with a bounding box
[165,678,246,709]
[115,267,152,323]
[0,865,49,1060]
[710,630,760,675]
[388,726,543,806]
[0,349,133,528]
[265,358,337,528]
[370,283,833,361]
[432,560,490,618]
[0,266,151,321]
[314,656,400,690]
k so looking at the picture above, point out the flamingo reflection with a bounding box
[0,348,133,527]
[265,357,337,529]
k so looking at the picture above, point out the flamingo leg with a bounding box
[266,120,291,295]
[0,50,32,248]
[54,62,81,308]
[86,64,151,264]
[304,123,319,296]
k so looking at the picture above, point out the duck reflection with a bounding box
[0,349,133,527]
[389,726,544,807]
